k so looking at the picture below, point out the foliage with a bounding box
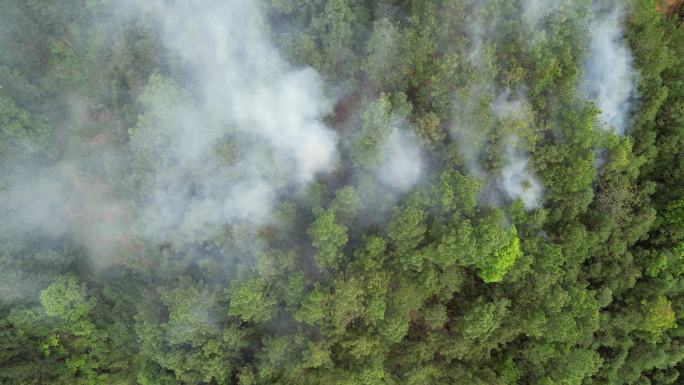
[1,1,683,385]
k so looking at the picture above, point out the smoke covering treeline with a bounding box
[0,0,683,384]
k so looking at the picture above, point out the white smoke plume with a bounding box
[582,6,636,135]
[0,167,72,240]
[377,127,423,192]
[129,0,339,242]
[350,93,424,199]
[493,92,544,210]
[0,0,339,259]
[500,140,544,209]
[521,0,563,26]
[0,162,130,266]
[450,89,544,210]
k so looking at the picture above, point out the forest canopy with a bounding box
[1,0,684,384]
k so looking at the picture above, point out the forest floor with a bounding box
[656,0,682,14]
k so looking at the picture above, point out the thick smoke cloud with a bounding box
[454,6,544,210]
[349,93,424,200]
[0,0,339,258]
[0,166,73,240]
[0,162,129,266]
[153,0,337,180]
[377,127,423,192]
[500,140,543,209]
[582,6,636,135]
[493,92,544,209]
[130,0,338,243]
[451,88,543,210]
[0,0,639,268]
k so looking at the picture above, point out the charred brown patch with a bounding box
[656,0,682,15]
[332,92,360,131]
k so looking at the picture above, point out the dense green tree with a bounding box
[1,1,683,384]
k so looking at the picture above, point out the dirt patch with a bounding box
[333,92,360,132]
[656,0,682,15]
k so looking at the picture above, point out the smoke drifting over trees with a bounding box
[1,0,684,384]
[124,0,342,242]
[583,6,637,134]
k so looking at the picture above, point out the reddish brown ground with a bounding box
[656,0,682,15]
[333,92,360,132]
[67,165,148,265]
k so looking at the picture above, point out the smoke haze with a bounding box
[493,92,543,209]
[1,0,341,255]
[131,0,338,243]
[582,5,636,135]
[377,127,424,192]
[521,0,563,25]
[0,0,639,268]
[500,140,544,209]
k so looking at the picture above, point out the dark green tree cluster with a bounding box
[1,0,683,384]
